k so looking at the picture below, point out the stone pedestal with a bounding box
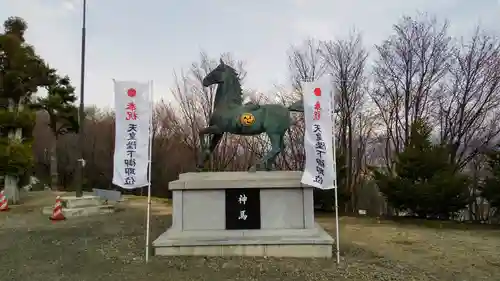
[152,171,334,258]
[42,195,115,217]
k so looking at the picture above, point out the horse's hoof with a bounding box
[248,165,257,173]
[255,163,266,171]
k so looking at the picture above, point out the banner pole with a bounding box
[334,180,340,264]
[145,80,154,263]
[331,79,340,264]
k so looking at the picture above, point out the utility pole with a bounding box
[76,0,87,197]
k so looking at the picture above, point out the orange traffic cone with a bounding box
[0,190,9,212]
[49,196,65,221]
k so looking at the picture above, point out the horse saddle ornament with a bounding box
[240,112,255,126]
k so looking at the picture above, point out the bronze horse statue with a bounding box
[197,59,303,171]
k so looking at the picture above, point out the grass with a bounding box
[124,194,170,204]
[0,191,499,280]
[384,216,500,230]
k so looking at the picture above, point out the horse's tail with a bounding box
[288,100,304,112]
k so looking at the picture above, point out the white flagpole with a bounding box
[145,80,154,263]
[331,80,340,264]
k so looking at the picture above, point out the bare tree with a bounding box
[322,32,368,211]
[36,107,116,190]
[371,14,452,168]
[437,27,500,169]
[284,38,330,171]
[148,101,193,196]
[288,38,328,90]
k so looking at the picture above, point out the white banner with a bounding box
[112,80,152,189]
[300,78,336,190]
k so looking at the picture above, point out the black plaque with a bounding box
[225,188,261,230]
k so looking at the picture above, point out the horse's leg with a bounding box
[266,133,285,169]
[255,132,284,171]
[196,125,222,171]
[205,133,223,168]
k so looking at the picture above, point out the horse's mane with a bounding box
[214,65,243,106]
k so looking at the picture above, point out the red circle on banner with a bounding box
[314,88,321,96]
[127,88,137,97]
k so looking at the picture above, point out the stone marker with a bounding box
[42,193,115,218]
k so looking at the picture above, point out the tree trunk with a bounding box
[320,189,335,212]
[4,175,20,204]
[4,126,23,204]
[4,99,25,204]
[347,116,355,213]
[50,138,59,190]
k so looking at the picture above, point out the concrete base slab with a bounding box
[60,195,103,208]
[153,223,334,258]
[42,204,115,218]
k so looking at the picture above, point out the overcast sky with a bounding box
[1,0,499,108]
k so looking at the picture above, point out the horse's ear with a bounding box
[219,58,224,65]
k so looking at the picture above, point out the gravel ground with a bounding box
[0,191,498,281]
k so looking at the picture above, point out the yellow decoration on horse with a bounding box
[240,113,256,126]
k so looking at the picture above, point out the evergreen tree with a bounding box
[482,146,500,209]
[33,75,79,190]
[373,119,470,219]
[0,17,52,203]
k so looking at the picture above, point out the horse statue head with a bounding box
[202,59,243,106]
